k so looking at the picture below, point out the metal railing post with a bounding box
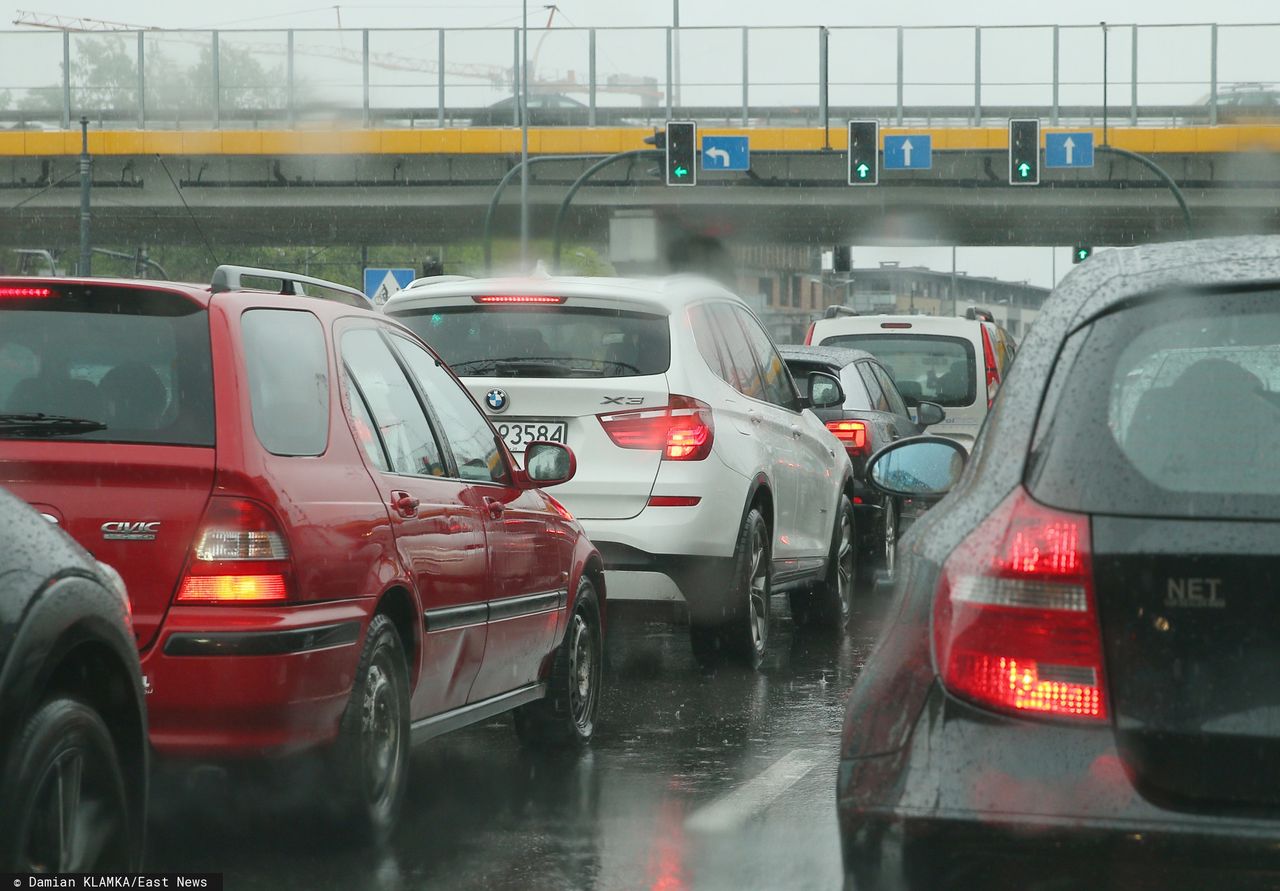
[588,28,597,126]
[896,26,904,125]
[61,31,71,129]
[1130,24,1138,125]
[819,27,828,136]
[512,29,521,126]
[973,26,981,126]
[211,31,220,129]
[362,29,370,127]
[741,27,749,125]
[665,27,673,120]
[1051,25,1059,125]
[287,30,296,126]
[1210,24,1219,125]
[438,30,446,126]
[137,31,145,128]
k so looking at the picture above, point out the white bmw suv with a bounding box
[383,273,855,666]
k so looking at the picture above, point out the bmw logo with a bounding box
[485,388,509,413]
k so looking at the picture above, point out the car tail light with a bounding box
[803,322,816,345]
[597,394,714,461]
[880,322,913,329]
[981,326,1000,408]
[825,420,869,457]
[0,286,54,298]
[176,498,293,603]
[472,295,566,304]
[933,487,1107,723]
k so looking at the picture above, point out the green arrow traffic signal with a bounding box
[1072,244,1093,264]
[1018,162,1031,177]
[856,163,869,178]
[674,165,688,178]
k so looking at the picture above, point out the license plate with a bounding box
[496,420,567,453]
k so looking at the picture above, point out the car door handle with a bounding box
[790,424,802,439]
[748,409,762,425]
[390,490,419,518]
[483,496,505,520]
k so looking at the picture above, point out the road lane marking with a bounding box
[684,749,819,833]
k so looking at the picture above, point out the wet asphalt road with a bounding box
[147,592,889,891]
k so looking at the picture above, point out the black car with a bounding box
[0,487,147,872]
[838,236,1280,889]
[780,345,944,582]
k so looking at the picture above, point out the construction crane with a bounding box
[12,8,661,100]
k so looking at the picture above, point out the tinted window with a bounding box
[872,364,910,417]
[710,304,765,400]
[1028,289,1280,520]
[242,310,329,457]
[735,306,799,410]
[822,334,977,408]
[858,364,890,412]
[343,375,391,473]
[689,304,730,381]
[390,335,509,485]
[341,329,447,477]
[395,305,670,379]
[0,286,213,446]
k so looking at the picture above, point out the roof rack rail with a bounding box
[964,306,995,322]
[210,265,370,308]
[405,274,473,290]
[824,305,859,319]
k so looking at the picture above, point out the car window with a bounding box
[689,304,731,383]
[871,364,910,418]
[343,374,391,473]
[241,309,330,457]
[389,334,510,485]
[709,303,766,400]
[823,333,977,408]
[1028,289,1280,520]
[857,363,891,412]
[733,305,799,410]
[340,328,448,478]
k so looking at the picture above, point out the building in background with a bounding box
[731,244,842,343]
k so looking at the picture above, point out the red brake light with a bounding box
[825,419,869,457]
[880,322,912,328]
[0,286,54,298]
[597,394,714,461]
[472,295,566,304]
[177,498,294,603]
[933,488,1107,722]
[981,326,1000,408]
[803,322,816,345]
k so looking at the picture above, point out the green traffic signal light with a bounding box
[847,121,878,186]
[1073,245,1093,264]
[1009,119,1040,186]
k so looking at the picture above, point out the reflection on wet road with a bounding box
[148,595,889,890]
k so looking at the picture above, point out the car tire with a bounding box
[692,507,771,669]
[330,613,409,842]
[514,578,603,749]
[0,697,135,872]
[792,496,856,629]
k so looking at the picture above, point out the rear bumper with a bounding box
[838,686,1280,890]
[141,600,369,759]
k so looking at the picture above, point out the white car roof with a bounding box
[812,313,986,337]
[382,273,743,316]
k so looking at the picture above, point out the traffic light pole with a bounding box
[1096,144,1193,236]
[551,149,661,271]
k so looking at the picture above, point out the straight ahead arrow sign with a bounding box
[1063,136,1075,165]
[902,139,914,167]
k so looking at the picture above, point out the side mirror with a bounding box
[915,400,946,427]
[807,371,845,409]
[522,441,576,487]
[865,436,967,500]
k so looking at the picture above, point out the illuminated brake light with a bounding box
[597,394,714,461]
[177,497,294,603]
[472,295,566,305]
[826,419,869,457]
[648,496,702,507]
[0,286,54,298]
[880,322,912,328]
[933,488,1107,722]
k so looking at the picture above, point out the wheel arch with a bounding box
[374,585,419,690]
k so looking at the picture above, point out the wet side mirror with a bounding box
[915,400,946,427]
[523,441,576,487]
[866,436,967,500]
[808,371,845,409]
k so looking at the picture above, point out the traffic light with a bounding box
[1009,119,1040,185]
[1072,245,1093,264]
[664,121,697,187]
[847,120,878,186]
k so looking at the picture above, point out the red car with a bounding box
[0,266,606,836]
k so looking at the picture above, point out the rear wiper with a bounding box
[0,412,107,437]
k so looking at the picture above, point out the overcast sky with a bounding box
[21,2,1274,286]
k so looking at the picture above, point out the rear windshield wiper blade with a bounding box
[0,412,107,437]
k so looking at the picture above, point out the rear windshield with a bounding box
[818,333,976,408]
[0,285,214,446]
[394,304,671,379]
[1028,289,1280,520]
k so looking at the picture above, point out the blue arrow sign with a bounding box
[364,267,415,305]
[1044,132,1094,169]
[701,135,750,172]
[883,135,931,170]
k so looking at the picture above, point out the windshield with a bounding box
[394,304,671,378]
[818,333,976,408]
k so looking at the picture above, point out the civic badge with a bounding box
[485,388,509,413]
